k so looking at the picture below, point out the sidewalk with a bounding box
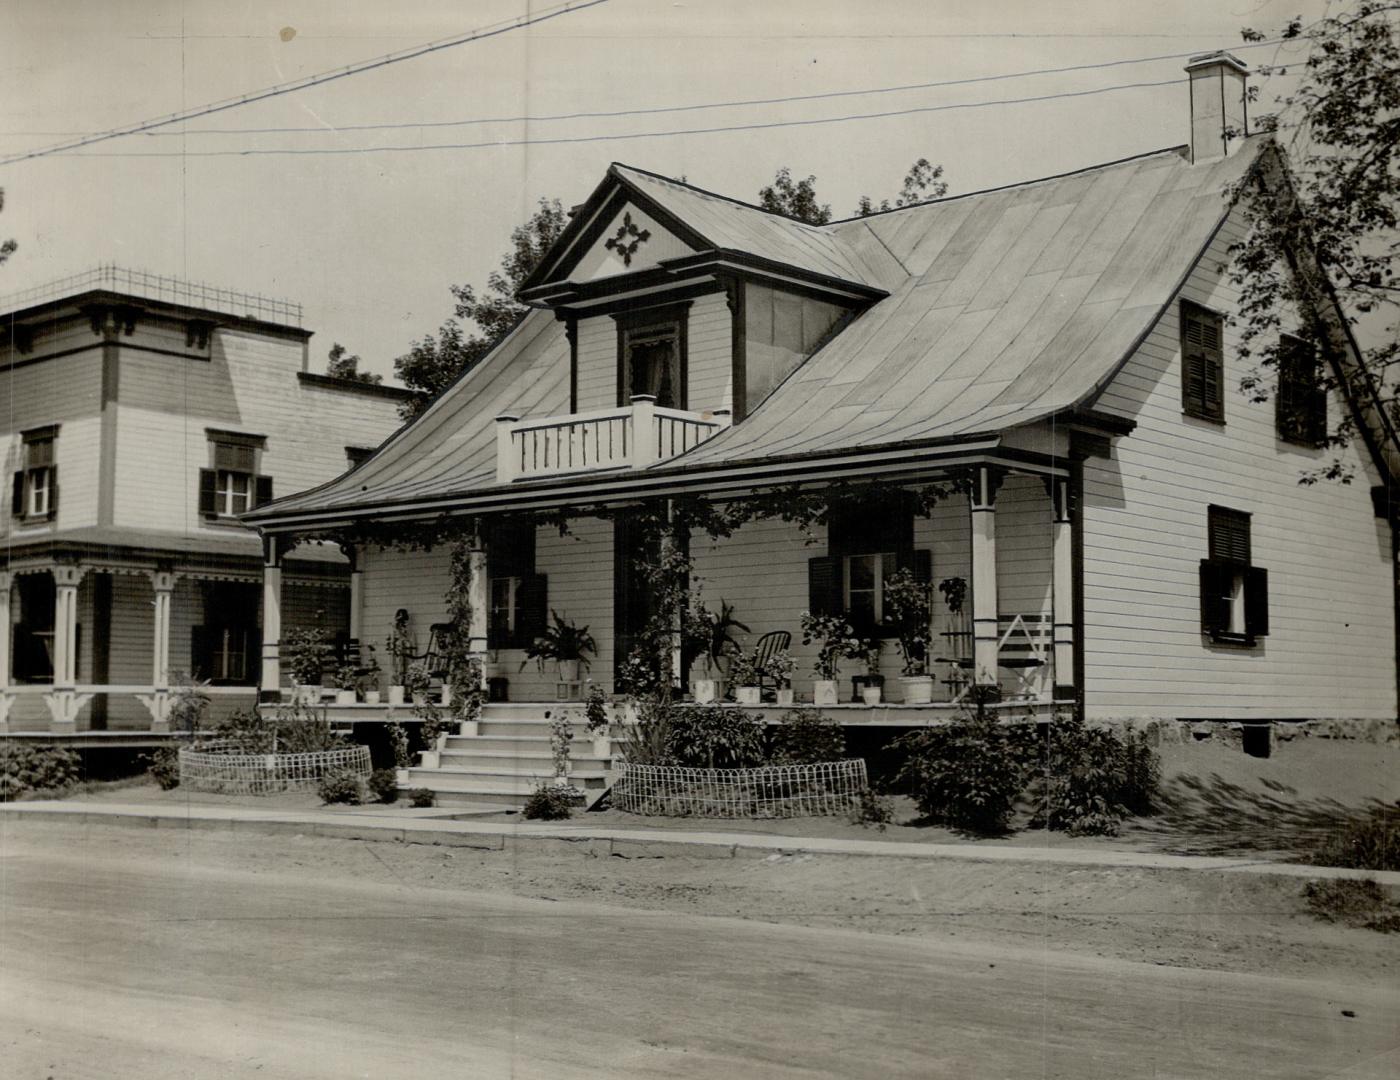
[4,798,1398,886]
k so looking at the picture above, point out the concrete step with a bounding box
[476,718,594,738]
[439,748,612,771]
[402,770,607,807]
[411,764,609,788]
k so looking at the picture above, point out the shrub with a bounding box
[523,783,580,820]
[1021,718,1162,837]
[1310,803,1400,872]
[318,769,367,805]
[146,745,182,790]
[0,744,82,799]
[849,788,895,831]
[1302,877,1400,932]
[892,714,1022,835]
[616,695,675,766]
[385,720,411,769]
[408,787,436,808]
[584,682,609,735]
[167,677,211,734]
[208,704,344,754]
[666,705,766,768]
[367,768,400,804]
[769,709,845,765]
[549,710,574,776]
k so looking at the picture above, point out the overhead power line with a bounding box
[41,77,1194,159]
[0,0,612,168]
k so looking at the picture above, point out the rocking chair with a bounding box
[754,630,791,702]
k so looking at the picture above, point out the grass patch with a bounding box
[1302,877,1400,932]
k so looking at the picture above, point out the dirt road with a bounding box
[2,824,1396,1078]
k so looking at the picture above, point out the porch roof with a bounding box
[1,525,346,575]
[247,140,1264,530]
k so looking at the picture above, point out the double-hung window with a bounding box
[1200,505,1269,645]
[200,431,271,520]
[486,520,547,650]
[809,500,929,638]
[11,426,58,523]
[614,303,689,411]
[1181,301,1225,423]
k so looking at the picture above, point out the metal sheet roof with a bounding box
[253,141,1263,524]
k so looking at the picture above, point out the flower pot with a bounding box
[459,719,480,738]
[364,690,382,705]
[394,768,410,785]
[693,678,719,704]
[554,773,571,787]
[440,683,453,707]
[735,686,761,706]
[862,686,883,706]
[776,688,795,707]
[813,679,839,707]
[335,689,356,706]
[591,734,611,759]
[419,749,440,769]
[387,686,405,706]
[298,684,322,706]
[558,659,582,683]
[898,675,934,705]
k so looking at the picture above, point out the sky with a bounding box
[0,0,1332,384]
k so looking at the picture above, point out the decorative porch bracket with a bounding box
[47,565,88,732]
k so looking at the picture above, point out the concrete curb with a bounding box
[4,800,1399,885]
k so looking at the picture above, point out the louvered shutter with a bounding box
[198,469,218,516]
[1208,507,1251,565]
[808,556,842,616]
[1244,566,1269,638]
[253,475,273,509]
[11,472,23,516]
[1199,560,1233,635]
[1182,303,1224,421]
[213,442,255,472]
[514,574,548,648]
[190,625,212,679]
[45,465,58,519]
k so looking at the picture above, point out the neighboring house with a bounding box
[0,267,411,732]
[248,53,1398,730]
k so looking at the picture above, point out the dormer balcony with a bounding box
[496,395,731,484]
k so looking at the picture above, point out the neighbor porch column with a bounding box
[970,467,1003,687]
[662,500,683,692]
[0,571,11,730]
[1049,477,1076,701]
[47,564,88,732]
[260,536,285,703]
[148,569,177,731]
[344,545,363,655]
[468,530,489,689]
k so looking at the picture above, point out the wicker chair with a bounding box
[754,630,792,701]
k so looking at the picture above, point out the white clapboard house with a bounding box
[246,53,1398,801]
[0,268,410,733]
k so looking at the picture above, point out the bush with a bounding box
[1302,877,1400,932]
[523,783,580,820]
[849,787,895,831]
[1020,718,1162,837]
[1310,803,1400,871]
[408,787,436,808]
[666,705,766,768]
[892,715,1022,835]
[0,744,82,800]
[367,768,399,804]
[208,704,345,754]
[318,769,367,805]
[769,709,845,765]
[146,745,182,790]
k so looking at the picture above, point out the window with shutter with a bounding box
[1181,301,1225,422]
[1201,505,1267,644]
[204,431,265,520]
[1276,334,1327,445]
[16,428,58,522]
[486,519,540,649]
[818,501,927,636]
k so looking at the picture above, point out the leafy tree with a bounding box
[758,158,949,225]
[855,158,948,216]
[324,342,381,385]
[0,188,15,268]
[394,197,568,418]
[1230,3,1399,483]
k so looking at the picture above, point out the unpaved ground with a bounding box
[6,818,1397,989]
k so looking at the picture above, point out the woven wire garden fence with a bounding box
[179,742,371,795]
[612,759,868,819]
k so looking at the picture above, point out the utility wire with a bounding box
[0,0,612,168]
[45,77,1194,159]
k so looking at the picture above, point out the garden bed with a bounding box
[179,742,372,795]
[611,759,868,818]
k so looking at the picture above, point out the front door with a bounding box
[613,513,656,692]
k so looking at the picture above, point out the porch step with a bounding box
[439,748,612,771]
[411,764,609,788]
[401,770,608,807]
[476,718,594,738]
[442,732,601,753]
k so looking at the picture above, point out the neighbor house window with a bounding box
[1181,301,1225,422]
[199,431,271,520]
[486,519,546,650]
[13,572,57,683]
[11,426,58,523]
[808,500,929,638]
[1276,333,1327,446]
[1200,505,1268,644]
[615,303,688,410]
[192,582,259,685]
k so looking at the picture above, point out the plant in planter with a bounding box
[800,612,864,706]
[524,610,597,685]
[728,651,763,705]
[357,645,383,704]
[584,681,612,757]
[764,649,797,706]
[333,661,359,705]
[548,709,574,780]
[385,609,414,704]
[859,644,884,705]
[685,599,749,702]
[404,661,433,705]
[884,568,934,704]
[282,627,332,703]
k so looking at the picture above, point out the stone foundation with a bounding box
[1096,716,1399,750]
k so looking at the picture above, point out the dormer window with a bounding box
[11,426,58,523]
[615,303,689,410]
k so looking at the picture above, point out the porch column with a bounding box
[1050,477,1076,701]
[344,545,363,654]
[467,532,489,689]
[662,500,683,691]
[0,571,11,730]
[47,565,88,731]
[148,569,177,732]
[259,536,285,703]
[970,467,1003,687]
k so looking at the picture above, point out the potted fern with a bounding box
[688,600,748,703]
[524,610,596,684]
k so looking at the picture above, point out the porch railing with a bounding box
[496,395,730,484]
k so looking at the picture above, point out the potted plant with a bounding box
[687,599,748,703]
[729,651,762,705]
[549,710,574,783]
[524,610,597,685]
[404,660,432,706]
[801,612,862,706]
[358,646,382,705]
[333,661,358,706]
[765,649,797,707]
[283,627,331,705]
[385,610,414,705]
[884,568,934,704]
[584,682,611,758]
[858,644,884,705]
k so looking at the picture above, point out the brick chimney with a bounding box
[1184,51,1249,164]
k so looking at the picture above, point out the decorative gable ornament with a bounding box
[604,211,651,267]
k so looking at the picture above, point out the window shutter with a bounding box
[190,625,211,679]
[198,469,217,516]
[1181,303,1224,421]
[899,547,933,585]
[487,601,508,651]
[514,574,548,648]
[1208,507,1251,565]
[45,465,58,520]
[1199,560,1232,635]
[1244,566,1269,638]
[11,472,23,516]
[214,442,255,472]
[808,556,842,616]
[253,475,273,509]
